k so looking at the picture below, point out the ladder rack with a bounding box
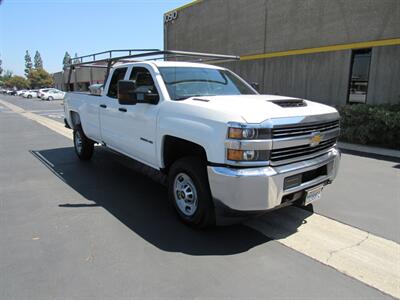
[66,49,240,91]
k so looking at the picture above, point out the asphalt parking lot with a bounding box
[0,95,399,299]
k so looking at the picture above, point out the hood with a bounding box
[184,95,339,123]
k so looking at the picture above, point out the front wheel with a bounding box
[73,125,94,160]
[27,95,32,99]
[48,96,54,101]
[168,156,215,228]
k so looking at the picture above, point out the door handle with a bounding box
[100,104,107,108]
[119,108,127,112]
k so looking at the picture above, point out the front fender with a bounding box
[157,116,227,167]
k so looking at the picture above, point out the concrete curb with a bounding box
[338,142,400,159]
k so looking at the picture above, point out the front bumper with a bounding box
[207,147,340,223]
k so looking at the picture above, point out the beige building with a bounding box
[53,67,106,91]
[164,0,400,106]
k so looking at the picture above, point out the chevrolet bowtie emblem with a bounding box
[310,132,322,147]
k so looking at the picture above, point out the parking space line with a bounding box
[246,207,400,298]
[1,97,399,298]
[0,99,72,140]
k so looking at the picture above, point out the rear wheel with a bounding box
[168,156,215,228]
[48,96,54,101]
[27,95,32,99]
[73,125,94,160]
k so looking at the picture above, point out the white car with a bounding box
[17,90,28,96]
[23,90,38,99]
[41,90,65,100]
[38,88,57,98]
[64,50,341,228]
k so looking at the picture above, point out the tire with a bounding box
[27,95,32,99]
[73,124,94,160]
[168,156,215,228]
[48,96,54,101]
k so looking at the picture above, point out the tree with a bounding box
[63,51,71,68]
[34,51,43,69]
[27,68,53,88]
[24,50,32,76]
[1,69,13,81]
[5,76,29,89]
[0,69,12,87]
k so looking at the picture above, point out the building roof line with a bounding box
[165,0,203,15]
[240,38,400,61]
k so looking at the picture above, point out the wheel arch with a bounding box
[161,135,208,173]
[69,111,81,130]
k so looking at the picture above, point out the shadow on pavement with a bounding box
[340,149,400,163]
[31,146,308,256]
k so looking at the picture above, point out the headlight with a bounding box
[227,149,270,161]
[226,124,271,162]
[228,127,271,140]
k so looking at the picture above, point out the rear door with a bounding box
[99,67,128,149]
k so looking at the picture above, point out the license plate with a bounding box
[304,185,323,205]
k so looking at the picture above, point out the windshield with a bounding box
[158,67,257,100]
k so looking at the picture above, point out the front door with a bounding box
[116,66,160,167]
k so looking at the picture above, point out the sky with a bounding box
[0,0,190,76]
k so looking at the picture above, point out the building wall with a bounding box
[223,50,351,106]
[368,45,400,104]
[164,0,400,105]
[53,71,64,90]
[52,68,106,91]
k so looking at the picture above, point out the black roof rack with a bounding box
[67,49,239,67]
[66,49,239,91]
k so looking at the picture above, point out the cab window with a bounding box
[107,68,127,98]
[128,67,159,101]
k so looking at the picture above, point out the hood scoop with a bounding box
[270,99,307,108]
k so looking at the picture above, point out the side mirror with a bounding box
[251,82,260,92]
[118,80,137,105]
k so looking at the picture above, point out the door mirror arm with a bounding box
[143,91,160,105]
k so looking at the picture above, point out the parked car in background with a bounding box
[38,88,56,98]
[41,89,65,100]
[17,90,28,96]
[23,90,38,99]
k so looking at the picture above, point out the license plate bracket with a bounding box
[304,185,323,205]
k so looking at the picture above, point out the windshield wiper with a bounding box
[174,94,215,101]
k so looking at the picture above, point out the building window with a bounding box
[348,49,372,104]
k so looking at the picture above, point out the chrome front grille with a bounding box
[272,120,339,139]
[271,138,337,163]
[270,120,340,165]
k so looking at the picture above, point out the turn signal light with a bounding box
[227,149,270,162]
[227,149,244,161]
[228,128,243,139]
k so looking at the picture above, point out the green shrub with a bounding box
[338,104,400,150]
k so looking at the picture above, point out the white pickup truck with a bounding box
[64,50,340,228]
